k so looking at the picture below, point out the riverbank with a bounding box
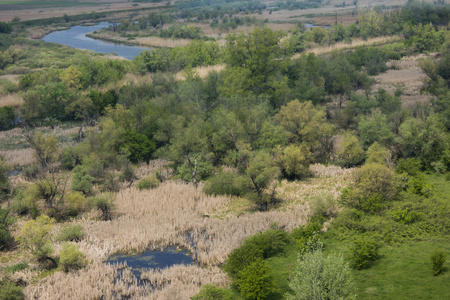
[86,31,192,49]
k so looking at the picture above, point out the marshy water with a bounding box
[42,22,149,60]
[106,247,194,282]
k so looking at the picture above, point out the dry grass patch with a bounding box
[87,31,190,48]
[0,148,35,166]
[0,94,23,107]
[82,181,308,265]
[0,74,20,83]
[175,64,225,81]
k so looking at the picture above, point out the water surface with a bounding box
[42,22,149,60]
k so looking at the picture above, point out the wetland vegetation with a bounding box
[0,0,449,299]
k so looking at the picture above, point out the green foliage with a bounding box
[336,134,366,167]
[431,250,447,276]
[59,145,79,170]
[244,230,290,259]
[396,158,422,177]
[0,207,13,251]
[71,165,94,195]
[286,249,356,300]
[275,144,312,180]
[350,236,381,270]
[0,158,10,201]
[235,259,275,300]
[55,224,85,242]
[0,281,24,300]
[3,262,29,274]
[18,215,56,265]
[246,151,280,211]
[136,176,160,190]
[310,194,337,219]
[0,105,15,130]
[392,207,419,224]
[89,196,114,221]
[357,111,394,149]
[203,171,249,197]
[59,243,87,272]
[190,284,233,300]
[340,164,397,212]
[10,185,39,218]
[366,142,392,166]
[223,242,264,281]
[292,216,325,253]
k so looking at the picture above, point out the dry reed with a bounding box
[1,149,35,166]
[0,94,24,107]
[175,64,225,81]
[309,163,352,178]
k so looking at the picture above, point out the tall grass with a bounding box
[0,94,23,107]
[82,181,308,265]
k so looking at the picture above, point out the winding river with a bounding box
[42,22,149,60]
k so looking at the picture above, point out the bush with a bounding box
[59,243,87,272]
[71,165,94,195]
[235,259,275,300]
[56,224,85,242]
[285,250,356,300]
[0,208,13,250]
[22,164,40,181]
[60,145,79,170]
[223,242,264,281]
[350,236,381,269]
[203,171,250,197]
[431,250,447,276]
[89,196,114,221]
[244,229,290,259]
[3,262,29,274]
[0,281,24,300]
[136,175,160,190]
[190,284,233,300]
[65,192,88,217]
[275,144,312,180]
[310,194,336,218]
[10,185,39,218]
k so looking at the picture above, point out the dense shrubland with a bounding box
[0,1,449,299]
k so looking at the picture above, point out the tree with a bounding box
[167,117,210,188]
[285,249,357,300]
[275,144,312,180]
[224,26,285,95]
[246,151,280,211]
[0,207,13,250]
[24,131,59,171]
[336,134,365,167]
[71,165,94,195]
[191,284,233,300]
[0,158,10,202]
[18,215,57,268]
[357,111,394,149]
[235,259,275,300]
[366,142,392,166]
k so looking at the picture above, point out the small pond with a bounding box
[106,247,194,282]
[42,22,149,60]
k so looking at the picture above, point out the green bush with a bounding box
[71,165,94,195]
[0,281,24,300]
[244,229,290,259]
[350,236,381,269]
[392,207,419,224]
[22,164,40,181]
[431,250,447,276]
[235,259,275,300]
[65,192,88,217]
[190,284,233,300]
[223,242,264,281]
[0,207,13,250]
[59,243,87,272]
[136,175,160,190]
[286,249,356,300]
[89,196,114,221]
[3,262,29,274]
[310,194,336,218]
[56,224,85,242]
[203,171,250,197]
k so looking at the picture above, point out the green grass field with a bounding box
[0,0,100,10]
[266,173,450,300]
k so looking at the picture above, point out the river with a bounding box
[42,22,149,60]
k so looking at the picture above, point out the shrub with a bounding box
[89,196,114,221]
[22,164,40,181]
[298,232,323,257]
[56,224,85,242]
[60,145,79,170]
[275,144,312,180]
[136,175,160,190]
[396,158,422,177]
[3,262,29,274]
[18,215,56,267]
[336,134,366,168]
[65,192,88,217]
[310,194,336,218]
[190,284,233,300]
[244,229,290,259]
[0,208,13,250]
[350,236,381,269]
[223,242,264,281]
[59,243,87,272]
[235,259,275,300]
[71,165,94,195]
[392,207,419,224]
[10,185,39,218]
[0,281,24,300]
[286,250,356,300]
[431,250,447,276]
[203,171,250,197]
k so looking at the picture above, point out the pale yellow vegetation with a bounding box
[0,94,24,107]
